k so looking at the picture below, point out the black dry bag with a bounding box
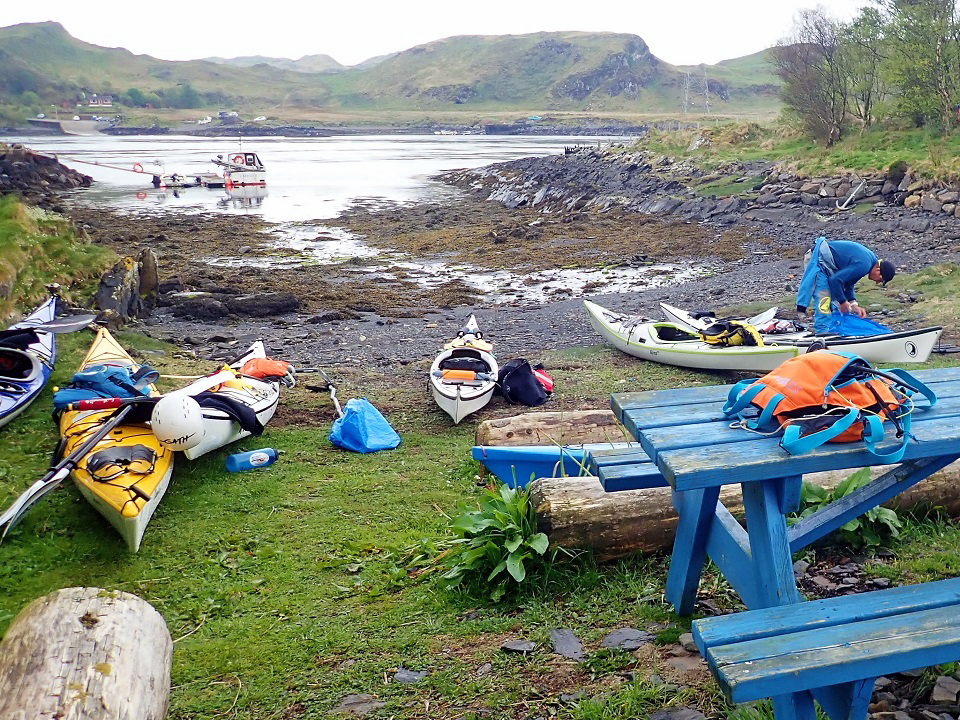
[498,358,548,406]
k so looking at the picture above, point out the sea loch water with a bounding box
[1,133,629,223]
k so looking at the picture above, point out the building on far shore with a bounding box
[88,94,113,108]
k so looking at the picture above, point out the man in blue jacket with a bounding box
[796,237,896,332]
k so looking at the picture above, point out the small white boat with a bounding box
[183,341,282,460]
[584,300,802,372]
[430,316,499,424]
[659,302,942,364]
[211,150,266,187]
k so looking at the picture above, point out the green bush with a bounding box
[441,481,550,601]
[791,468,902,550]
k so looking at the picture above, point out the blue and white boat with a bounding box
[0,297,58,429]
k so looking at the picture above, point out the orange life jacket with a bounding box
[723,351,936,461]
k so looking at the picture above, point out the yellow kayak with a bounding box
[59,328,173,552]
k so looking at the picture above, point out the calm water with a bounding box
[2,133,626,222]
[2,132,704,303]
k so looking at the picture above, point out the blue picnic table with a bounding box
[608,365,960,616]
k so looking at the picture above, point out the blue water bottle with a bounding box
[225,448,278,472]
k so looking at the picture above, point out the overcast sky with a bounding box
[4,0,870,67]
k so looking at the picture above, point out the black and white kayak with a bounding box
[430,315,499,424]
[659,302,942,364]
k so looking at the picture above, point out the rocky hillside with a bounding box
[0,22,780,115]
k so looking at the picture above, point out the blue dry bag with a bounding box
[823,312,889,337]
[329,398,401,454]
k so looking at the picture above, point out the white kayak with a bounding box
[182,341,282,460]
[430,315,499,424]
[659,302,942,364]
[584,300,801,372]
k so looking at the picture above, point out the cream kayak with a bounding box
[430,315,499,424]
[584,299,802,372]
[182,340,282,459]
[659,302,942,364]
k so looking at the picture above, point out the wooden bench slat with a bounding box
[707,604,960,704]
[695,577,960,649]
[640,393,960,461]
[661,413,960,490]
[612,384,732,415]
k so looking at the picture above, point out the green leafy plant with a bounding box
[791,468,903,550]
[441,481,550,601]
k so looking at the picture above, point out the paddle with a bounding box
[300,367,343,417]
[30,314,98,334]
[0,402,140,540]
[0,368,244,540]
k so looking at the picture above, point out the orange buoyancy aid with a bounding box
[722,350,936,461]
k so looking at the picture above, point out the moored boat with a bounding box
[59,328,174,552]
[584,299,802,373]
[659,302,942,364]
[430,316,499,424]
[0,297,57,429]
[211,150,266,187]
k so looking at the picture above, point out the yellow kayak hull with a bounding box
[59,328,173,552]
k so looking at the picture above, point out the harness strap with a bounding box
[780,407,860,455]
[883,368,938,406]
[862,411,912,463]
[722,380,760,416]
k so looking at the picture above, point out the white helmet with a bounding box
[151,395,205,451]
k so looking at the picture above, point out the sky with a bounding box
[3,0,871,67]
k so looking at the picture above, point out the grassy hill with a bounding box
[204,54,346,74]
[0,22,782,120]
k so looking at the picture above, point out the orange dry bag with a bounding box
[722,351,936,461]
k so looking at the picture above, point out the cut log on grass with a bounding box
[530,465,960,563]
[0,586,172,720]
[475,409,626,447]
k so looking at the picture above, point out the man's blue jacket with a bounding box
[796,238,878,312]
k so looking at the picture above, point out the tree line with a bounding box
[775,0,960,144]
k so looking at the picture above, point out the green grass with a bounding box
[5,261,960,718]
[633,124,960,183]
[0,194,115,320]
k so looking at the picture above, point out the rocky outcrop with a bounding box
[442,144,960,246]
[0,143,92,196]
[93,248,160,325]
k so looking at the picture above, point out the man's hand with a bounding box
[838,301,852,314]
[851,302,867,319]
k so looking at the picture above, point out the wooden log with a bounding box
[531,464,960,562]
[0,587,172,720]
[475,409,626,447]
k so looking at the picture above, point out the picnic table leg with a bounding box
[665,486,721,615]
[772,691,817,720]
[741,477,801,608]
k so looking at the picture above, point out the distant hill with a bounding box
[204,54,346,73]
[0,22,781,116]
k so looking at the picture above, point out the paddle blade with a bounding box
[33,315,98,334]
[0,468,71,540]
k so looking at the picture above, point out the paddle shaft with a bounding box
[0,404,134,538]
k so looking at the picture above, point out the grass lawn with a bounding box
[3,275,960,718]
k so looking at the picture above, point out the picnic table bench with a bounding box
[693,577,960,720]
[606,365,960,719]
